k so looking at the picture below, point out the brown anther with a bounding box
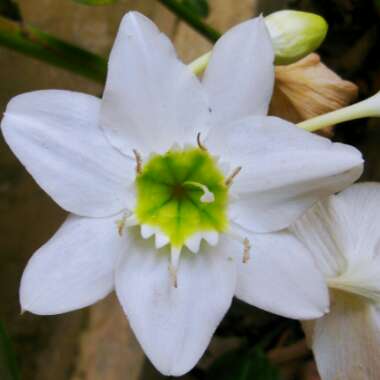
[116,219,125,236]
[133,149,142,174]
[169,264,178,288]
[116,211,132,236]
[197,132,207,151]
[225,166,242,187]
[243,238,251,263]
[116,216,126,236]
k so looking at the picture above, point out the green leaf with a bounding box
[0,321,19,380]
[0,16,107,83]
[181,0,209,18]
[158,0,220,42]
[73,0,118,5]
[0,0,21,21]
[207,347,280,380]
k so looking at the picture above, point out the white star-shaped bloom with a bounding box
[292,182,380,380]
[1,12,363,376]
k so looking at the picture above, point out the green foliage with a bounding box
[0,17,107,83]
[0,0,21,21]
[181,0,209,18]
[158,0,220,42]
[0,321,19,380]
[73,0,118,5]
[207,346,280,380]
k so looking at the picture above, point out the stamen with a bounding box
[225,166,242,187]
[243,238,251,263]
[116,210,134,236]
[196,132,207,151]
[183,181,215,203]
[133,149,142,174]
[169,247,181,288]
[228,230,251,263]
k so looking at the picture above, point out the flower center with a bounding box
[134,147,229,248]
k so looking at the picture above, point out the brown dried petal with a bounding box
[269,53,358,135]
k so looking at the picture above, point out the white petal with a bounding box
[20,214,126,315]
[1,90,134,217]
[141,224,156,239]
[290,197,349,279]
[101,11,210,156]
[332,183,380,264]
[202,16,274,125]
[305,291,380,380]
[206,116,363,232]
[155,232,169,249]
[235,227,329,319]
[293,183,380,300]
[185,233,202,253]
[203,231,219,246]
[115,232,237,376]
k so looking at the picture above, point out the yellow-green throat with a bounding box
[135,147,229,248]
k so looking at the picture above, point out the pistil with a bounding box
[183,181,215,203]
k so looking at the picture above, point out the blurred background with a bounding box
[1,0,380,379]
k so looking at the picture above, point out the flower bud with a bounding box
[265,10,328,65]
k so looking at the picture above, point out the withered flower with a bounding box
[270,53,358,135]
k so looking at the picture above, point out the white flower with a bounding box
[291,182,380,380]
[1,12,363,376]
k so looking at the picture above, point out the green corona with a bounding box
[135,148,229,248]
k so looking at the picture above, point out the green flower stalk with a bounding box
[297,91,380,132]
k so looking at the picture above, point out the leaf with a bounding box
[207,346,280,380]
[181,0,209,18]
[73,0,118,5]
[0,0,21,21]
[0,321,19,380]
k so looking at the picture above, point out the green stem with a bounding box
[157,0,221,42]
[0,320,19,380]
[0,16,107,83]
[297,91,380,132]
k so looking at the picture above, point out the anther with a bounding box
[133,149,142,174]
[225,166,242,187]
[183,181,215,203]
[169,264,178,288]
[169,247,181,288]
[197,132,207,151]
[243,238,251,263]
[116,217,127,236]
[116,210,134,236]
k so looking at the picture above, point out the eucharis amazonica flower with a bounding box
[1,12,364,376]
[292,183,380,380]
